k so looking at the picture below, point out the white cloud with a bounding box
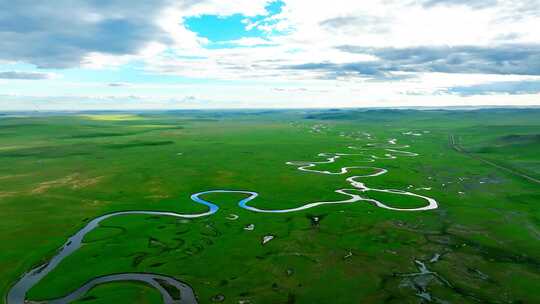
[141,0,539,83]
[1,0,539,108]
[182,0,274,17]
[0,71,57,80]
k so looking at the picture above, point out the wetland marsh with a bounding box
[1,109,539,303]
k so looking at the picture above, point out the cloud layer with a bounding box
[0,1,178,68]
[444,80,540,96]
[0,71,54,79]
[0,0,539,109]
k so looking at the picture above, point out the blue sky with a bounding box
[185,1,284,43]
[0,0,539,110]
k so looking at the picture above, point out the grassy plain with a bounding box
[1,109,539,303]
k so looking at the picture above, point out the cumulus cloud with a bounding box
[107,82,131,87]
[319,15,389,34]
[0,71,54,79]
[143,0,540,83]
[0,1,178,68]
[334,44,540,76]
[0,0,273,68]
[277,43,540,81]
[1,0,540,108]
[443,80,540,96]
[420,0,498,9]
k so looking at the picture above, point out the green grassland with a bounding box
[1,109,539,303]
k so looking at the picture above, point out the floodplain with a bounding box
[1,109,539,303]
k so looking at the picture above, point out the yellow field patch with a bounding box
[0,191,17,199]
[0,174,30,180]
[129,124,173,128]
[79,114,143,121]
[32,174,103,194]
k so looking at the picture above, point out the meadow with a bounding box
[1,109,539,303]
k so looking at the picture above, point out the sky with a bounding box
[0,0,539,110]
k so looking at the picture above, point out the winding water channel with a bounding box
[7,137,438,304]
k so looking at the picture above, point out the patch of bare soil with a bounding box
[32,173,103,194]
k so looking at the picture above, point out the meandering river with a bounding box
[7,137,438,304]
